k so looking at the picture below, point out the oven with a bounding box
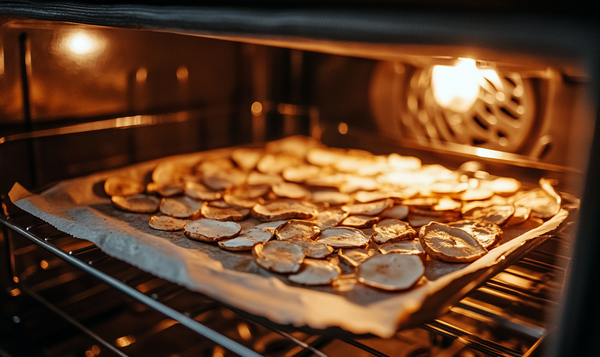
[0,2,598,356]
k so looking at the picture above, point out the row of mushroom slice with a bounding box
[103,136,563,290]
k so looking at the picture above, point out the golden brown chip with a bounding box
[505,206,531,226]
[340,215,380,228]
[200,202,249,221]
[272,182,311,199]
[149,215,191,231]
[448,219,503,249]
[184,181,221,201]
[401,197,438,209]
[184,219,242,242]
[346,199,393,216]
[419,222,487,263]
[104,176,145,197]
[160,196,202,218]
[155,184,184,197]
[380,205,409,220]
[305,174,348,188]
[222,194,260,209]
[358,254,424,291]
[288,238,333,259]
[152,160,193,185]
[310,191,353,206]
[461,187,495,201]
[217,227,273,251]
[488,177,521,196]
[256,154,301,175]
[251,201,317,222]
[353,190,416,203]
[430,182,469,195]
[202,169,246,191]
[288,259,341,285]
[282,165,321,183]
[433,197,462,212]
[372,219,416,244]
[378,240,426,260]
[314,207,350,229]
[306,147,347,166]
[463,204,515,225]
[316,227,370,249]
[512,187,560,219]
[265,135,322,158]
[339,177,379,193]
[112,194,160,213]
[246,171,284,186]
[252,241,305,273]
[387,153,422,171]
[338,249,376,267]
[275,220,321,241]
[231,148,262,171]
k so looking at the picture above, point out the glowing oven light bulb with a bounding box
[66,31,98,55]
[431,58,481,113]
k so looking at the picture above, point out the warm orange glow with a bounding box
[337,122,348,135]
[432,58,480,112]
[115,335,136,347]
[237,322,252,340]
[91,345,101,355]
[136,68,147,83]
[85,351,94,357]
[176,66,189,81]
[9,288,20,297]
[12,277,19,283]
[58,30,106,65]
[474,147,504,159]
[212,346,225,357]
[251,101,263,116]
[40,260,49,269]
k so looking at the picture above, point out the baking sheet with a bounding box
[9,149,568,338]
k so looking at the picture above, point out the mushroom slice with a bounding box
[434,197,462,212]
[339,177,379,193]
[448,219,503,249]
[251,201,317,222]
[288,238,333,259]
[104,176,145,197]
[256,154,301,175]
[430,182,469,195]
[314,207,349,229]
[252,241,305,273]
[265,135,323,158]
[311,191,353,206]
[156,184,184,197]
[401,197,438,209]
[152,160,192,185]
[378,240,426,260]
[346,199,393,216]
[231,148,262,171]
[201,202,249,221]
[358,254,424,291]
[317,227,370,249]
[112,194,160,213]
[272,182,311,199]
[505,206,532,226]
[149,215,191,231]
[408,215,441,228]
[380,205,409,220]
[275,220,321,241]
[489,177,521,196]
[306,147,347,166]
[184,181,221,201]
[231,183,271,199]
[463,204,515,225]
[160,196,202,218]
[222,194,260,209]
[338,249,376,267]
[372,219,416,244]
[255,220,289,231]
[282,165,321,183]
[512,187,561,219]
[289,259,341,285]
[184,219,242,242]
[353,190,416,203]
[419,222,487,263]
[388,153,422,171]
[246,171,284,186]
[340,215,380,228]
[305,174,348,188]
[218,227,273,251]
[461,187,495,201]
[202,169,247,191]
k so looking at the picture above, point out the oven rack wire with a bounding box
[1,195,571,357]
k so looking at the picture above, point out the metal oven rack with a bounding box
[1,193,573,357]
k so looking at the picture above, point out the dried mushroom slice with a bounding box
[461,187,495,201]
[463,204,515,225]
[489,177,521,196]
[222,194,260,209]
[160,196,202,218]
[380,205,409,220]
[408,214,445,227]
[251,201,317,222]
[184,219,242,242]
[346,199,393,216]
[317,227,370,249]
[265,135,323,158]
[353,190,415,203]
[275,220,321,241]
[305,174,348,188]
[282,165,321,183]
[252,241,305,273]
[378,240,426,260]
[505,206,531,226]
[311,191,353,206]
[339,177,379,193]
[340,215,380,228]
[401,197,438,209]
[288,259,341,285]
[202,169,246,191]
[272,182,311,199]
[201,202,249,221]
[434,197,462,212]
[288,238,333,259]
[430,182,469,195]
[156,184,184,197]
[419,222,487,263]
[246,171,284,186]
[358,254,424,291]
[388,153,422,171]
[152,160,192,185]
[448,219,503,249]
[512,187,561,219]
[231,148,262,171]
[184,181,221,201]
[218,227,273,251]
[338,249,375,267]
[372,219,416,244]
[256,154,301,175]
[149,215,191,231]
[306,147,347,166]
[314,207,349,229]
[104,176,145,197]
[112,194,160,213]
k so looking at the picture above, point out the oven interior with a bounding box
[0,12,596,357]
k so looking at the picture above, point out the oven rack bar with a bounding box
[1,206,566,357]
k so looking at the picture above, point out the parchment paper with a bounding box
[9,150,568,338]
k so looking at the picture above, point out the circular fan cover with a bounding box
[404,67,535,152]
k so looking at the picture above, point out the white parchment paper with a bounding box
[9,150,568,338]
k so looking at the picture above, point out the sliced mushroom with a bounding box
[305,174,348,188]
[448,219,503,249]
[338,249,376,267]
[202,169,246,191]
[112,194,160,213]
[430,182,469,195]
[282,165,321,183]
[372,219,416,244]
[149,215,191,231]
[340,215,380,228]
[505,206,531,226]
[104,176,145,197]
[156,184,185,197]
[401,197,438,209]
[353,190,416,203]
[380,205,409,220]
[275,220,321,241]
[184,219,242,242]
[222,194,260,209]
[463,204,515,225]
[306,147,347,166]
[288,259,341,285]
[184,181,221,201]
[160,196,202,218]
[358,254,425,291]
[461,187,495,201]
[288,237,333,259]
[316,227,370,249]
[246,171,284,186]
[488,177,521,196]
[433,197,462,212]
[152,160,192,185]
[314,207,350,229]
[310,191,353,206]
[217,227,273,251]
[378,240,426,260]
[200,202,249,221]
[272,182,311,199]
[251,201,317,222]
[231,148,262,171]
[419,222,487,263]
[256,154,301,175]
[339,177,379,193]
[388,153,422,171]
[512,187,561,219]
[252,240,305,273]
[346,199,393,216]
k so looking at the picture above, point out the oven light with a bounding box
[57,30,106,64]
[431,58,480,113]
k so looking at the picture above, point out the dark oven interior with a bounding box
[1,3,599,357]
